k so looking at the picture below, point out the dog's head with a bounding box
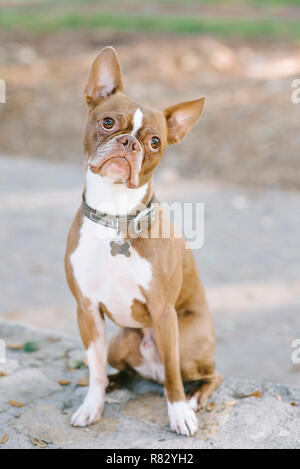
[83,46,205,189]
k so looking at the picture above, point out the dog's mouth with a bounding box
[89,150,141,188]
[89,135,143,188]
[99,156,131,184]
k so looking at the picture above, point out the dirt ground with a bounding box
[0,28,300,190]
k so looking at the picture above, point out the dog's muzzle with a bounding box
[89,134,143,188]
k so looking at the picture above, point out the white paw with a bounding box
[71,398,103,427]
[188,395,199,412]
[167,400,198,437]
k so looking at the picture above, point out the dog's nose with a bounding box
[116,135,140,152]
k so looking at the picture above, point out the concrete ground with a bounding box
[0,155,299,387]
[0,154,300,448]
[0,320,299,449]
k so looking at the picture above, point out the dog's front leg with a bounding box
[71,304,107,427]
[153,306,198,437]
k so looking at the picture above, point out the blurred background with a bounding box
[0,0,299,386]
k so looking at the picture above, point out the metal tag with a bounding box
[110,240,131,257]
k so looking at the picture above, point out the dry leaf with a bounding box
[1,435,8,444]
[47,336,61,343]
[57,379,71,386]
[77,377,89,387]
[206,402,215,412]
[32,438,47,448]
[240,390,263,399]
[275,394,282,401]
[291,402,297,407]
[7,343,23,351]
[224,400,237,407]
[0,371,8,377]
[9,400,24,408]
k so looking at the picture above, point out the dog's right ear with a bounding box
[84,46,124,107]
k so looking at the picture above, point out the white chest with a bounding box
[70,217,152,328]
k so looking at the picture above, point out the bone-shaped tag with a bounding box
[110,241,131,257]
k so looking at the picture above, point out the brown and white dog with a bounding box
[65,46,222,437]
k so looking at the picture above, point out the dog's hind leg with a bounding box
[186,372,223,411]
[178,301,222,412]
[107,328,143,390]
[108,327,165,385]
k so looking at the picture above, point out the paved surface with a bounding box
[0,320,300,449]
[0,155,300,389]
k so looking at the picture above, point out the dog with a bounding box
[65,46,222,437]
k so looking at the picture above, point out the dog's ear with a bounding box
[84,46,124,107]
[164,97,206,144]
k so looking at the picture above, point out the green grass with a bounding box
[1,0,300,5]
[0,8,300,38]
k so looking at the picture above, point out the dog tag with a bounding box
[110,240,131,257]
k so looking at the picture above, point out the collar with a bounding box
[81,193,157,236]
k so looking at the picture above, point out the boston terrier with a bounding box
[65,47,222,437]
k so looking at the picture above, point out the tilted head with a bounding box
[83,46,206,189]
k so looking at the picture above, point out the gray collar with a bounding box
[81,193,157,236]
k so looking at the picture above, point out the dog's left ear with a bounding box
[84,46,124,107]
[164,97,206,144]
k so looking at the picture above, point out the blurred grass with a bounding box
[1,0,300,4]
[0,9,300,38]
[0,0,300,38]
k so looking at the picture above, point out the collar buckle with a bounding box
[133,205,156,234]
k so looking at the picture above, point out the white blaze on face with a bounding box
[131,108,143,137]
[130,108,144,186]
[89,107,144,187]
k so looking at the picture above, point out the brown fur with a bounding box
[65,47,221,421]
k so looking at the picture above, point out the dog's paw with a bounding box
[187,394,208,412]
[167,400,198,437]
[71,399,103,427]
[188,395,199,412]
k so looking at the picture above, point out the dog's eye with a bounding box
[149,136,160,151]
[101,117,115,130]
